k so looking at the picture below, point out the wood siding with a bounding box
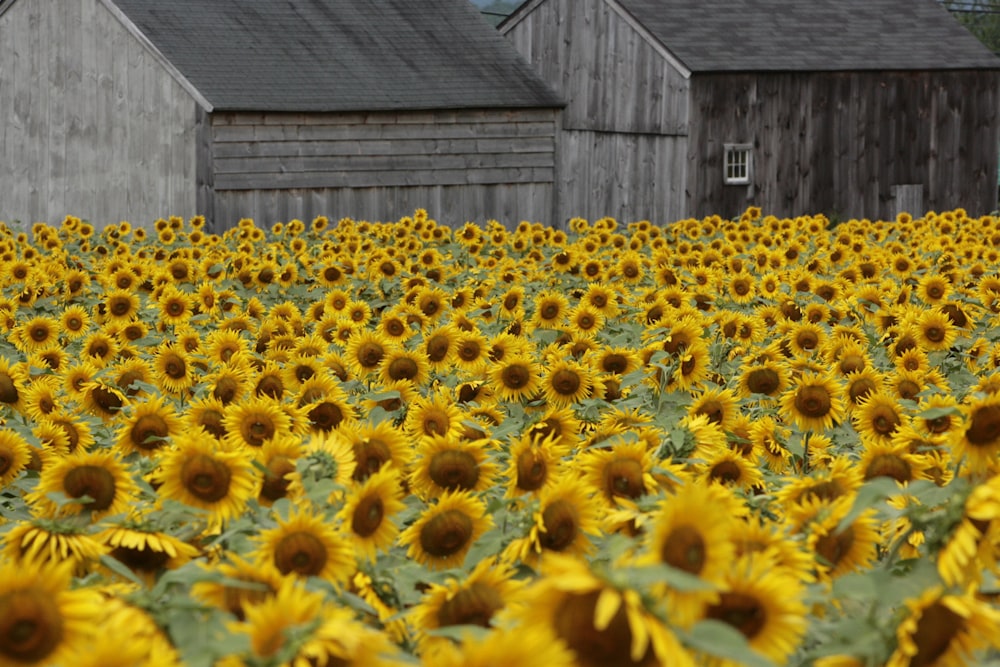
[208,109,558,227]
[0,0,199,227]
[502,0,692,223]
[502,0,689,135]
[557,129,687,225]
[688,70,1000,220]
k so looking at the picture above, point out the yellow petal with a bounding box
[624,592,651,662]
[593,587,622,631]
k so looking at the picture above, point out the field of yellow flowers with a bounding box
[0,207,999,667]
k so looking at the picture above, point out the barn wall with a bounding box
[0,0,199,227]
[501,0,689,134]
[502,0,691,224]
[557,129,687,225]
[688,70,1000,220]
[208,109,559,228]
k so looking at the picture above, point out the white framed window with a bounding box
[724,143,753,185]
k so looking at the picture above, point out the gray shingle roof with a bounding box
[595,0,1000,72]
[110,0,564,111]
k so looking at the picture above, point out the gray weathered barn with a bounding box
[500,0,1000,222]
[0,0,563,229]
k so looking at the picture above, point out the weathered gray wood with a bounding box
[688,70,1000,220]
[0,0,199,227]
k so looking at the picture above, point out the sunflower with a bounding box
[226,576,329,661]
[578,440,656,505]
[335,464,407,561]
[80,378,128,421]
[529,290,570,330]
[505,430,571,498]
[0,558,102,667]
[404,390,466,442]
[453,329,491,376]
[671,340,711,391]
[16,314,60,353]
[150,343,194,395]
[252,506,355,584]
[342,420,411,482]
[911,310,958,355]
[409,435,499,500]
[505,474,601,566]
[843,366,885,412]
[0,429,32,488]
[637,481,740,626]
[779,372,846,433]
[223,395,293,450]
[582,282,620,318]
[59,304,91,339]
[27,448,139,519]
[410,557,524,653]
[344,329,393,379]
[19,376,60,422]
[192,552,284,620]
[538,357,595,407]
[99,520,201,585]
[806,503,881,581]
[0,356,28,412]
[525,404,583,450]
[115,394,183,456]
[952,392,1000,473]
[398,489,492,570]
[152,430,259,530]
[101,289,141,324]
[853,391,907,444]
[251,360,287,400]
[566,304,605,338]
[885,587,1000,667]
[859,439,931,487]
[737,359,789,402]
[514,553,693,667]
[692,555,808,665]
[157,286,194,327]
[378,347,431,388]
[75,595,184,667]
[422,625,575,667]
[3,518,107,575]
[687,386,740,432]
[696,446,765,491]
[285,430,358,501]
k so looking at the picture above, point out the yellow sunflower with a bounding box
[0,558,102,667]
[152,430,259,530]
[853,391,908,444]
[404,389,466,442]
[886,587,1000,667]
[191,552,284,620]
[409,435,499,500]
[807,504,882,581]
[687,386,741,433]
[696,446,765,491]
[578,440,657,505]
[504,430,571,498]
[637,481,741,626]
[223,395,293,450]
[504,474,601,566]
[540,357,596,407]
[335,464,407,561]
[15,314,60,353]
[953,392,1000,473]
[342,420,411,482]
[3,517,107,575]
[514,553,694,667]
[692,555,808,665]
[779,372,846,433]
[737,359,789,402]
[398,489,492,570]
[115,394,183,457]
[487,354,542,403]
[252,506,355,584]
[27,448,139,519]
[99,520,201,586]
[343,329,394,379]
[914,308,959,352]
[80,378,128,421]
[0,428,32,488]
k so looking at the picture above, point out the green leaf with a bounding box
[617,563,714,592]
[99,554,146,587]
[836,477,901,532]
[682,620,777,667]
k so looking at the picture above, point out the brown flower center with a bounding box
[353,439,392,481]
[516,448,548,492]
[357,342,384,369]
[539,500,579,552]
[550,369,582,396]
[419,509,474,558]
[814,525,855,569]
[745,367,780,395]
[260,456,296,502]
[709,460,743,485]
[351,495,385,537]
[553,590,657,667]
[109,544,171,573]
[436,582,504,629]
[274,532,327,576]
[0,374,18,405]
[965,404,1000,447]
[909,601,964,667]
[0,589,64,663]
[602,458,645,499]
[795,385,832,418]
[180,454,232,503]
[241,415,275,447]
[387,357,419,381]
[660,524,706,575]
[428,450,480,492]
[864,453,912,483]
[63,465,117,511]
[705,592,767,640]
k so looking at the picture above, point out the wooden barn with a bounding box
[500,0,1000,222]
[0,0,563,229]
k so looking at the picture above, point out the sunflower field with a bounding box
[0,207,999,667]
